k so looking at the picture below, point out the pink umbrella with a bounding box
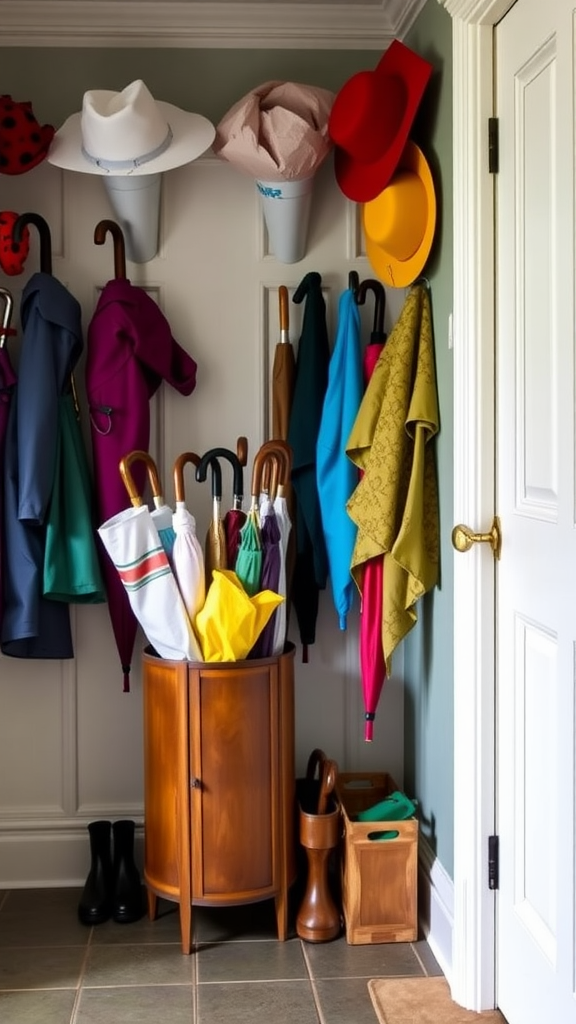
[356,278,387,742]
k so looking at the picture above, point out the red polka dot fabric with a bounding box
[0,96,55,176]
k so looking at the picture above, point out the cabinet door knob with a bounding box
[190,777,201,789]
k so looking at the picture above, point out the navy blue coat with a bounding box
[1,273,82,658]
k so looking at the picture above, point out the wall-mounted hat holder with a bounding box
[101,173,162,264]
[256,176,314,264]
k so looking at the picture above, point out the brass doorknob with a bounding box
[451,516,502,560]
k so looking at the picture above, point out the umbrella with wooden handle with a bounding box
[234,446,268,598]
[119,450,176,556]
[255,440,293,655]
[172,451,206,622]
[272,285,296,440]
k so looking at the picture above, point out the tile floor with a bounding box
[0,885,443,1024]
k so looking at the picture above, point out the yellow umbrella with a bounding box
[194,569,283,662]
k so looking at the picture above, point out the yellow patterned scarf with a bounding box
[346,284,439,670]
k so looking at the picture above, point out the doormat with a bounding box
[368,977,507,1024]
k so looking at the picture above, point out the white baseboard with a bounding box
[418,834,454,982]
[0,821,144,888]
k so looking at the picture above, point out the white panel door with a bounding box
[496,2,576,1021]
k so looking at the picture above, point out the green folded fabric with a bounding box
[356,791,416,822]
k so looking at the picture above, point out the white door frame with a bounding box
[439,0,516,1011]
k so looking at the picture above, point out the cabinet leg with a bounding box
[147,888,157,921]
[179,901,192,955]
[274,889,288,941]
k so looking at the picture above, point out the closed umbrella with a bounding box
[316,276,363,631]
[287,271,330,661]
[255,439,293,655]
[119,449,176,556]
[250,449,282,659]
[0,289,17,626]
[195,453,227,588]
[271,287,297,596]
[358,277,387,378]
[227,437,249,567]
[172,451,205,621]
[356,279,388,742]
[195,445,246,569]
[86,218,197,690]
[272,286,296,439]
[194,569,283,663]
[235,447,267,597]
[97,503,203,662]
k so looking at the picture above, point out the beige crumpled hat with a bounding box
[213,80,335,182]
[213,81,335,264]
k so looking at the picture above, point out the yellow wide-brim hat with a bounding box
[362,141,436,289]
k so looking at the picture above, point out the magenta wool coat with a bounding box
[87,279,197,690]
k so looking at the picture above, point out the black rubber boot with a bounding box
[78,820,113,926]
[112,819,143,924]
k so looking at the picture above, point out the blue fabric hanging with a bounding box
[316,286,363,630]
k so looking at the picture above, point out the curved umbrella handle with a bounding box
[0,287,14,348]
[195,452,223,500]
[257,440,292,492]
[196,447,243,505]
[250,448,270,509]
[13,212,52,274]
[173,451,201,504]
[119,450,166,509]
[317,758,338,815]
[356,278,386,343]
[94,219,127,280]
[260,451,281,501]
[306,748,327,781]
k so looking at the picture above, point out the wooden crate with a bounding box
[336,772,418,945]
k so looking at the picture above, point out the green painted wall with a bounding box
[0,50,377,128]
[405,1,454,875]
[1,3,456,878]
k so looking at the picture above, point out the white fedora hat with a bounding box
[47,79,215,176]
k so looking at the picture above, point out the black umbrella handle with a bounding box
[356,278,387,344]
[196,447,243,504]
[13,213,52,274]
[195,452,223,500]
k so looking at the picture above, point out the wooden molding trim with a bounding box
[0,0,427,48]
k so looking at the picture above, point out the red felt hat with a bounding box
[328,40,433,204]
[0,211,30,276]
[0,95,55,176]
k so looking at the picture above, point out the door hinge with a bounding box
[488,118,499,174]
[488,835,499,890]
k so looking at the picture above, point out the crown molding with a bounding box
[437,0,512,20]
[0,0,428,49]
